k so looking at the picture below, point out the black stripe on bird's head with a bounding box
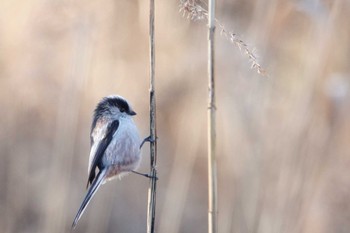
[95,95,136,116]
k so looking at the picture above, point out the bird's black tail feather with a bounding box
[72,168,108,229]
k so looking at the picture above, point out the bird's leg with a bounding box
[139,135,157,149]
[136,136,158,180]
[131,170,158,180]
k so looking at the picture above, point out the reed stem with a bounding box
[146,0,158,232]
[207,0,217,232]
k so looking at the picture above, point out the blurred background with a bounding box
[0,0,349,232]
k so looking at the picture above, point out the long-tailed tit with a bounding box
[72,95,143,228]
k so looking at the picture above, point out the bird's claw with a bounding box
[139,135,158,149]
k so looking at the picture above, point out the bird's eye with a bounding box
[120,108,125,112]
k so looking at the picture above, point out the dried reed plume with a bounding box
[179,0,266,75]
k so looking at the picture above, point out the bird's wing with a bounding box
[86,119,119,188]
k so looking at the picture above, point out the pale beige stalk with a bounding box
[146,0,158,232]
[208,0,217,233]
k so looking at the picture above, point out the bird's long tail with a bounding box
[72,168,108,229]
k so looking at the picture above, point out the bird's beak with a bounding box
[129,110,137,116]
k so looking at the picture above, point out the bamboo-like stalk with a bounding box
[207,0,217,233]
[146,0,157,232]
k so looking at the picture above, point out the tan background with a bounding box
[0,0,349,232]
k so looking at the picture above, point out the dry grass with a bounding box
[0,0,349,233]
[179,0,266,75]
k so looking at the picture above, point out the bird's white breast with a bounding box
[103,117,141,171]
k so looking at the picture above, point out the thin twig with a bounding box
[146,0,158,232]
[208,0,218,233]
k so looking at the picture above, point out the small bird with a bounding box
[72,95,143,229]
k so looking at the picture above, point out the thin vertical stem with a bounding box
[146,0,157,232]
[208,0,217,233]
